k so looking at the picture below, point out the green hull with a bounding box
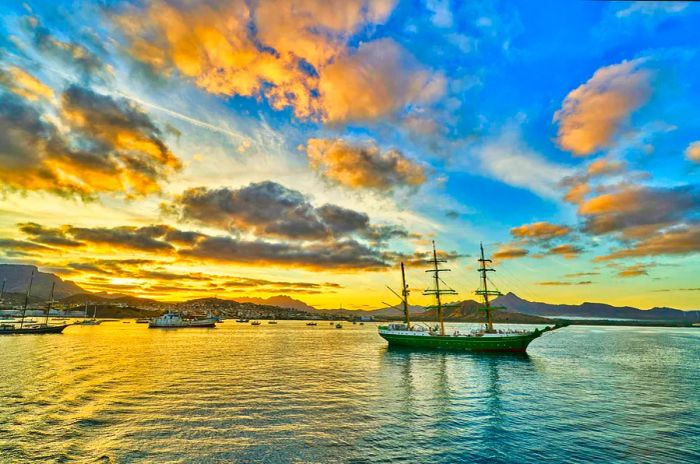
[378,325,562,353]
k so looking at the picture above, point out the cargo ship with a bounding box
[378,242,565,352]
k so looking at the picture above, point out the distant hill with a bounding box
[60,293,161,307]
[0,264,84,299]
[494,292,700,322]
[230,295,316,312]
[415,299,553,324]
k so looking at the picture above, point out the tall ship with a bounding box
[0,275,68,335]
[378,242,565,352]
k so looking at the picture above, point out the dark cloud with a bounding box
[10,218,401,270]
[25,17,111,82]
[579,185,699,238]
[174,182,329,239]
[171,182,408,244]
[180,235,389,270]
[18,223,84,247]
[316,204,369,236]
[596,225,700,261]
[0,84,180,197]
[0,239,54,253]
[65,226,176,251]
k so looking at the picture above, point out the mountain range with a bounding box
[494,292,700,323]
[1,264,698,322]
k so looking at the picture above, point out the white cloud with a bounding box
[466,126,574,199]
[616,2,688,18]
[425,0,453,28]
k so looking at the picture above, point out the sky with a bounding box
[0,0,698,310]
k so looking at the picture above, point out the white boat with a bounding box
[148,312,217,328]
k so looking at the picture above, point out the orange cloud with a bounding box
[554,59,651,156]
[617,264,649,277]
[318,39,445,123]
[587,158,626,177]
[493,246,528,260]
[113,0,440,123]
[510,222,571,241]
[563,181,590,204]
[306,138,426,190]
[0,85,180,197]
[546,244,583,259]
[0,66,53,101]
[686,141,700,163]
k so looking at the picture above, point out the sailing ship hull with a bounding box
[378,326,560,353]
[0,324,69,335]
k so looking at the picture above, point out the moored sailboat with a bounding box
[378,242,565,352]
[0,275,68,335]
[74,302,101,325]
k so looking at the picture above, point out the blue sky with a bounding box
[0,0,698,308]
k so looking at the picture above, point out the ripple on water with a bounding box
[1,323,699,463]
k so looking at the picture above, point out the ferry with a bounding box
[149,312,217,328]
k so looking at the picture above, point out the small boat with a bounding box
[74,302,101,325]
[267,321,278,324]
[250,320,261,326]
[329,322,334,325]
[122,321,130,324]
[235,319,249,323]
[136,318,150,324]
[335,323,343,329]
[359,322,364,325]
[149,312,217,328]
[306,322,317,326]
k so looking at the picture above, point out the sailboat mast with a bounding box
[20,271,34,329]
[400,262,411,327]
[45,282,55,325]
[478,242,495,333]
[432,242,445,336]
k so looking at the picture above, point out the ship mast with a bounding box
[400,262,410,328]
[20,271,34,329]
[476,242,502,333]
[423,241,457,336]
[45,282,55,326]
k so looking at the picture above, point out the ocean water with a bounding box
[0,322,698,463]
